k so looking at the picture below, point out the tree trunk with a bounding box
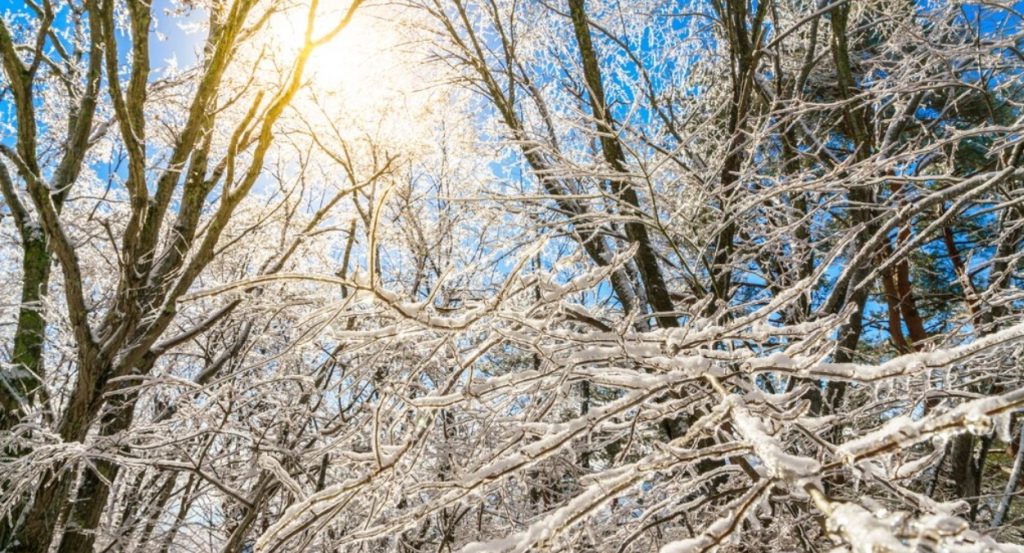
[0,232,52,549]
[822,1,875,414]
[55,386,143,552]
[2,232,51,430]
[949,433,980,512]
[7,473,73,553]
[566,0,678,329]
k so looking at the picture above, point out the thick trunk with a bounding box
[445,0,642,314]
[9,359,127,553]
[56,459,120,553]
[705,0,764,316]
[3,232,51,429]
[567,0,678,328]
[879,236,927,354]
[949,433,980,510]
[894,245,928,346]
[55,391,141,552]
[880,262,911,353]
[822,1,875,414]
[0,233,52,549]
[6,473,73,553]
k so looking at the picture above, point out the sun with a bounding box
[271,2,376,86]
[265,1,439,143]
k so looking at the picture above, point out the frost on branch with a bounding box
[1,0,1024,551]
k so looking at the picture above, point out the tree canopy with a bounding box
[1,0,1024,551]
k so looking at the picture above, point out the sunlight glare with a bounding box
[271,2,382,92]
[267,1,439,146]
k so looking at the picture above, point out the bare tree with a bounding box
[2,0,1024,551]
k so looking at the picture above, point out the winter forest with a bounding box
[2,0,1024,551]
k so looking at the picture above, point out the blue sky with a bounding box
[0,0,204,74]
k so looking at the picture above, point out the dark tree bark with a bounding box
[567,0,678,329]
